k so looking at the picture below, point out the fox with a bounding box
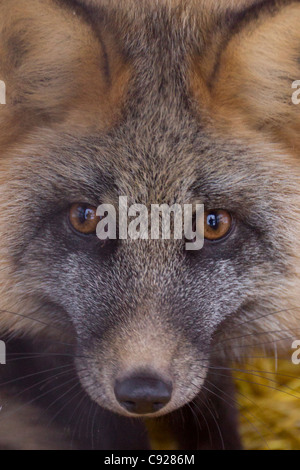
[0,0,299,450]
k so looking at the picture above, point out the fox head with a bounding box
[0,0,299,418]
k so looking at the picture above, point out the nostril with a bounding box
[122,400,136,413]
[114,374,172,415]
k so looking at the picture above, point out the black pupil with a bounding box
[207,212,219,230]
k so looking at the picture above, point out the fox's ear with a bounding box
[193,1,300,150]
[0,0,130,145]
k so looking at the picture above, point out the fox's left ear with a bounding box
[193,1,300,150]
[0,0,131,148]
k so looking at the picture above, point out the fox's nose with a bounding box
[114,375,172,415]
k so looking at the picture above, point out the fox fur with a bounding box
[0,0,299,450]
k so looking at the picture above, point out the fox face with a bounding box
[0,0,300,448]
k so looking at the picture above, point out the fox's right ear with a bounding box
[0,0,131,146]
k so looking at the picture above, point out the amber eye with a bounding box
[69,203,99,235]
[204,210,232,241]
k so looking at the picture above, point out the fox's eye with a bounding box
[69,203,99,234]
[204,210,232,241]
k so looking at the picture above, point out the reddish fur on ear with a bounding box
[0,0,131,148]
[190,2,300,153]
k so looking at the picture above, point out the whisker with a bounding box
[186,401,207,449]
[8,367,76,404]
[211,333,299,354]
[0,363,74,389]
[193,387,225,450]
[191,377,271,450]
[85,400,95,442]
[70,393,89,448]
[207,370,300,401]
[91,399,101,450]
[209,364,300,382]
[206,373,280,442]
[5,352,88,362]
[215,306,300,337]
[91,400,98,450]
[0,372,80,422]
[0,307,72,339]
[212,327,300,350]
[46,383,86,428]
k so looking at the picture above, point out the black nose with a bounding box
[115,375,172,415]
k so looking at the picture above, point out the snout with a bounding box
[114,373,172,415]
[76,319,208,417]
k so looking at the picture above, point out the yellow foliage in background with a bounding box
[150,358,300,450]
[236,358,300,450]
